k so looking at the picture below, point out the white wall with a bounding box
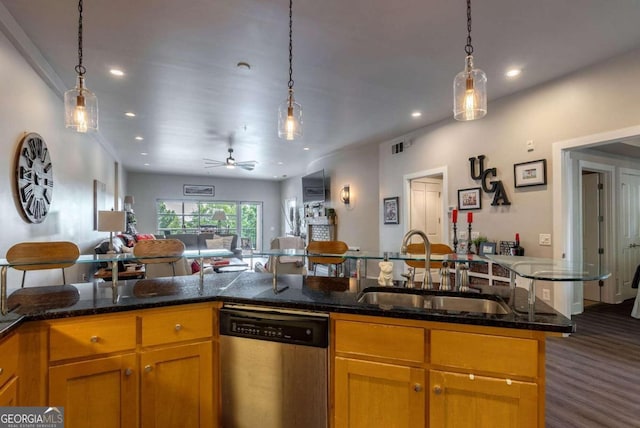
[280,143,379,252]
[378,48,640,260]
[0,29,122,286]
[127,172,281,248]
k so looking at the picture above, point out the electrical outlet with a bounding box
[539,233,552,246]
[471,231,480,240]
[542,288,551,301]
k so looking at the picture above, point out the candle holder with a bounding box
[453,223,458,253]
[467,222,473,254]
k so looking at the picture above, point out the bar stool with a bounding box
[6,241,80,288]
[306,240,348,277]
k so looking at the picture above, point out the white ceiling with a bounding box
[2,0,640,180]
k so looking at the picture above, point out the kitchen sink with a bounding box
[426,295,510,314]
[357,290,425,308]
[357,288,511,315]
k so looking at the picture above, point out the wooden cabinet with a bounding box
[429,370,537,428]
[332,314,547,428]
[49,353,138,428]
[140,342,212,428]
[138,305,214,428]
[334,357,425,428]
[0,333,19,407]
[44,303,217,428]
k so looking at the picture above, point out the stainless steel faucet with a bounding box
[400,229,433,289]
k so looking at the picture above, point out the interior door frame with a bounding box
[553,124,640,316]
[403,166,449,245]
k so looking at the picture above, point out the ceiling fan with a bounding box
[203,135,257,171]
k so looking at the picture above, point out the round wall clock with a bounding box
[15,132,53,223]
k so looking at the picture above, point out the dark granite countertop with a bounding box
[0,272,573,339]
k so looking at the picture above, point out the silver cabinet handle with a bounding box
[90,336,99,343]
[175,323,182,331]
[144,365,153,373]
[433,385,442,395]
[413,384,423,392]
[124,368,133,376]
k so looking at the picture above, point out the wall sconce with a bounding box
[340,185,350,205]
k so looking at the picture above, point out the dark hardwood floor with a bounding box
[546,299,640,428]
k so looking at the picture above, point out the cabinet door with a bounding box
[140,342,212,428]
[49,353,138,428]
[334,357,425,428]
[0,377,18,406]
[430,370,538,428]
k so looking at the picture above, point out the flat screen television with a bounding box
[302,169,328,204]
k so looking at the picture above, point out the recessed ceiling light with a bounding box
[110,68,124,77]
[277,161,283,165]
[135,136,144,141]
[125,112,136,117]
[505,68,522,78]
[237,61,251,70]
[303,147,310,151]
[144,163,150,166]
[411,111,422,118]
[140,152,148,156]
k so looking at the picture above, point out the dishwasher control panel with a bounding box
[220,308,328,348]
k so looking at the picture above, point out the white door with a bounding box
[410,179,442,244]
[582,173,601,301]
[620,170,640,300]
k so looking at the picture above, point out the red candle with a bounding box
[452,209,458,223]
[467,212,473,223]
[515,233,520,243]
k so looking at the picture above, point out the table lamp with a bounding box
[98,210,126,253]
[213,210,227,232]
[123,195,134,211]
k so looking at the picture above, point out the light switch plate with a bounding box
[471,231,479,239]
[539,233,552,246]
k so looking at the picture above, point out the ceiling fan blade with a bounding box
[238,164,255,171]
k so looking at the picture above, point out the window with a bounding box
[156,200,262,250]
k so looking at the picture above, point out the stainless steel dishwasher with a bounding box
[219,305,329,428]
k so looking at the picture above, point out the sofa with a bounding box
[168,233,242,258]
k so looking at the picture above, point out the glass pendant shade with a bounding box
[453,55,487,121]
[278,93,303,140]
[64,76,98,132]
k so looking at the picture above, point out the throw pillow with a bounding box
[135,233,155,241]
[214,235,233,251]
[205,238,225,249]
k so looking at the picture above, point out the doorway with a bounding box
[582,170,604,303]
[409,177,442,244]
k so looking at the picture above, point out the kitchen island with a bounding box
[0,270,573,427]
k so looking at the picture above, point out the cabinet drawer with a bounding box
[49,315,137,362]
[141,306,212,347]
[430,330,538,378]
[334,320,425,364]
[0,334,19,387]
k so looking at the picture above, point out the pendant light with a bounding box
[64,0,98,132]
[277,0,302,140]
[453,0,487,121]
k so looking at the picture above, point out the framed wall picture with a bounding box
[383,197,399,224]
[479,242,497,256]
[514,159,547,188]
[457,187,481,211]
[183,184,215,196]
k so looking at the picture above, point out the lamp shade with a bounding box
[123,195,135,206]
[213,211,227,221]
[98,210,126,232]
